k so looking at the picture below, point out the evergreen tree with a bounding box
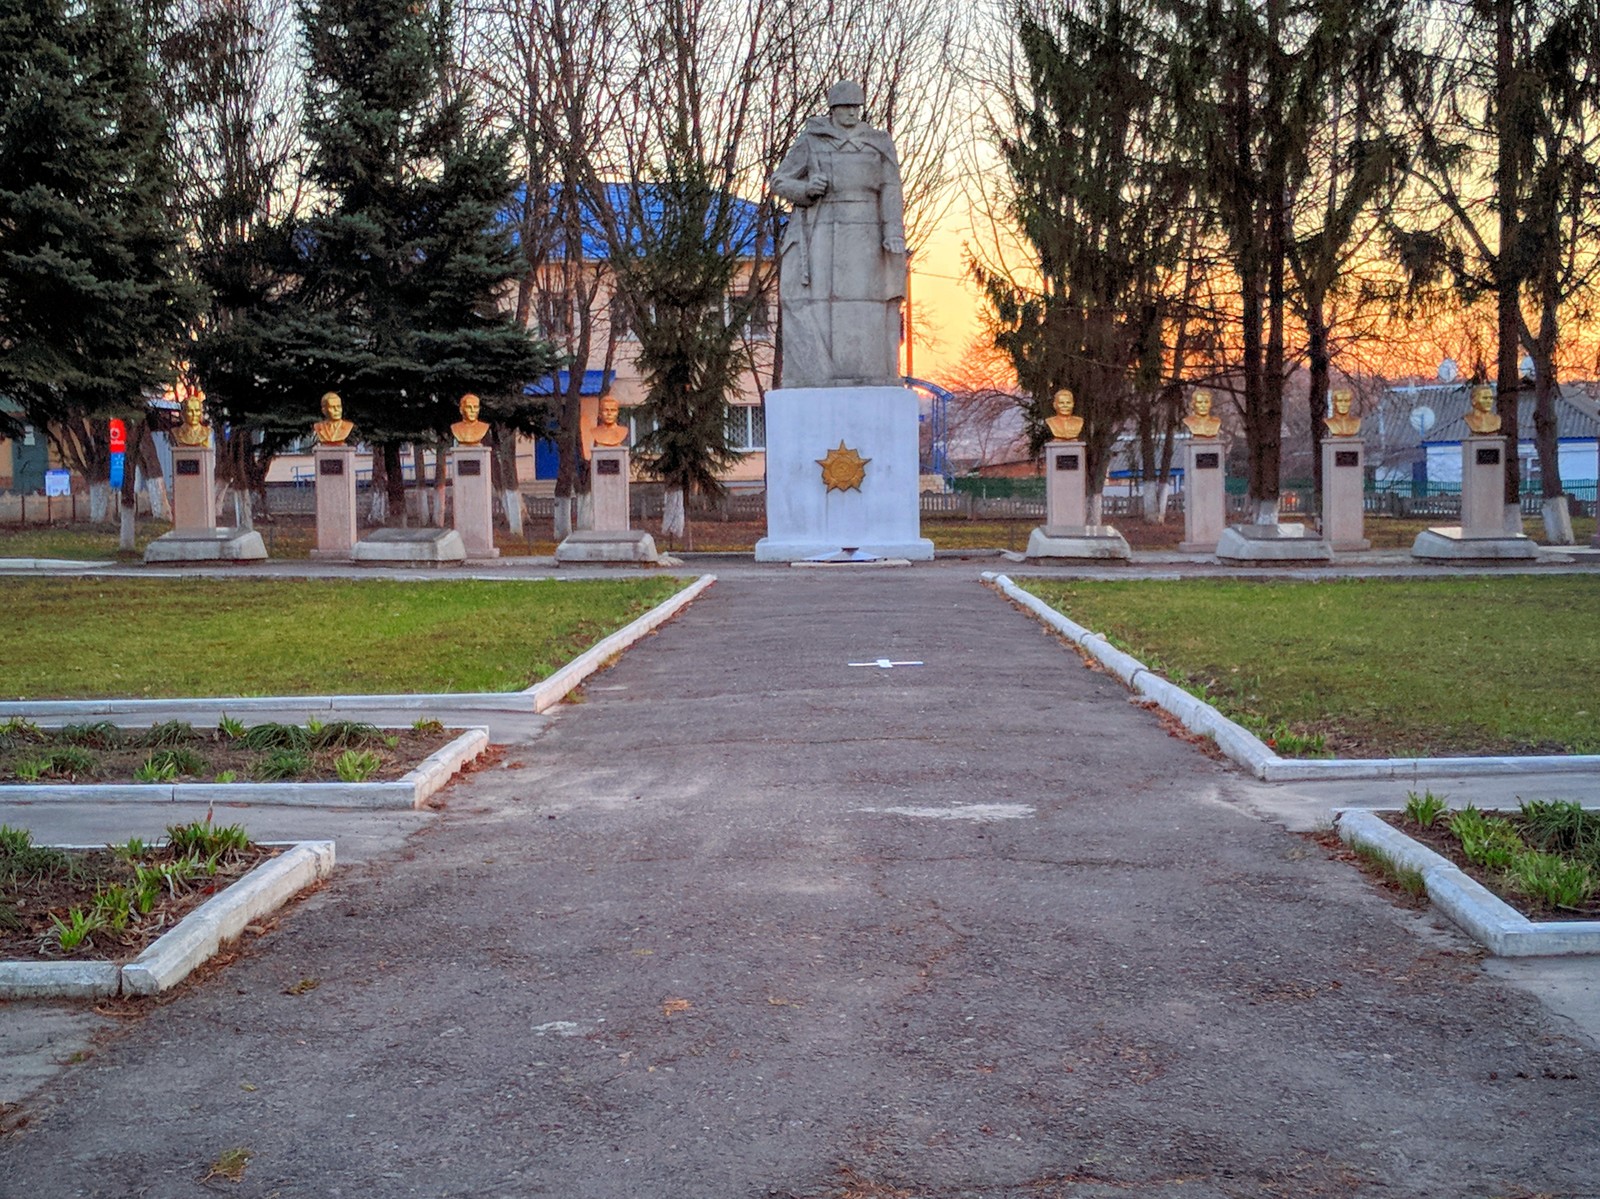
[0,0,198,500]
[613,161,753,533]
[978,0,1188,505]
[201,0,552,516]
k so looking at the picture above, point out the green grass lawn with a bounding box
[0,576,686,699]
[0,523,562,560]
[1019,575,1600,758]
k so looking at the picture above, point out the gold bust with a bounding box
[1045,389,1084,440]
[1325,388,1361,437]
[1464,383,1502,435]
[313,392,354,445]
[173,382,211,447]
[451,393,490,446]
[582,395,629,460]
[1183,389,1221,438]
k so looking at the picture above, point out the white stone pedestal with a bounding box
[755,386,933,562]
[1024,439,1130,560]
[312,445,358,559]
[145,445,265,563]
[1215,523,1332,562]
[1412,435,1537,560]
[451,445,498,558]
[1045,440,1087,527]
[1321,440,1370,551]
[171,446,215,532]
[556,446,663,564]
[1178,439,1226,553]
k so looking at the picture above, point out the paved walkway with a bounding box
[2,570,1598,1197]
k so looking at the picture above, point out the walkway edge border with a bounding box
[984,571,1600,783]
[1334,808,1600,956]
[0,575,716,719]
[0,728,488,810]
[525,574,716,712]
[0,840,335,999]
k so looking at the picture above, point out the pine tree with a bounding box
[0,0,198,506]
[201,0,553,517]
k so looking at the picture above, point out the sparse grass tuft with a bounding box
[1403,790,1449,828]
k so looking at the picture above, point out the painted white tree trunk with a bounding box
[552,495,573,539]
[145,477,169,521]
[433,452,447,527]
[501,489,523,536]
[88,482,111,523]
[368,488,388,524]
[575,491,594,530]
[1154,482,1171,525]
[1252,497,1279,525]
[235,489,254,531]
[1086,490,1103,525]
[1542,495,1574,544]
[119,499,135,550]
[662,488,685,538]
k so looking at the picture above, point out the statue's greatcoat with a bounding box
[770,114,907,388]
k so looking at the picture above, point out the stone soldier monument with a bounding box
[755,80,932,562]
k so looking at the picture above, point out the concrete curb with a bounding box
[0,840,335,999]
[0,575,715,719]
[0,728,488,810]
[525,574,716,712]
[986,571,1600,783]
[1335,808,1600,956]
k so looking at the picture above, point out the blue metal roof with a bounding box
[501,183,774,261]
[525,369,612,397]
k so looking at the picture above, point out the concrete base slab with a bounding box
[1025,524,1132,561]
[1412,526,1540,560]
[756,538,934,563]
[1216,523,1333,563]
[1177,540,1217,554]
[1331,538,1372,551]
[556,529,663,564]
[143,527,267,564]
[351,528,466,564]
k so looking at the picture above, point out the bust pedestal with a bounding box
[1024,440,1129,561]
[556,446,663,564]
[450,445,498,558]
[1321,440,1370,551]
[311,445,358,559]
[1178,439,1226,553]
[144,445,266,563]
[1412,435,1537,560]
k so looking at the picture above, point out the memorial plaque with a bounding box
[319,457,344,476]
[1476,446,1501,466]
[1334,450,1359,468]
[1196,452,1220,470]
[176,459,200,477]
[1055,453,1080,472]
[596,458,621,476]
[458,459,482,477]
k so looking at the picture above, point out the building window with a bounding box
[726,403,766,451]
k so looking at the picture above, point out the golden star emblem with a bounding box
[817,441,870,492]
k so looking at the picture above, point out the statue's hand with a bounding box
[883,236,906,255]
[806,176,829,199]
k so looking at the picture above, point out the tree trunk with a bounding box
[411,444,429,524]
[433,447,448,528]
[1494,0,1522,519]
[662,487,685,539]
[1305,291,1330,511]
[117,421,145,552]
[368,443,389,523]
[384,442,406,521]
[491,426,523,535]
[89,482,111,523]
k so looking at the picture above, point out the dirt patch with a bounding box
[1377,811,1600,922]
[0,723,456,786]
[0,837,282,962]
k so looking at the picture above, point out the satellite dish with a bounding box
[1410,406,1437,436]
[1437,359,1458,383]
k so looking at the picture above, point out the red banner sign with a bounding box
[108,418,126,452]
